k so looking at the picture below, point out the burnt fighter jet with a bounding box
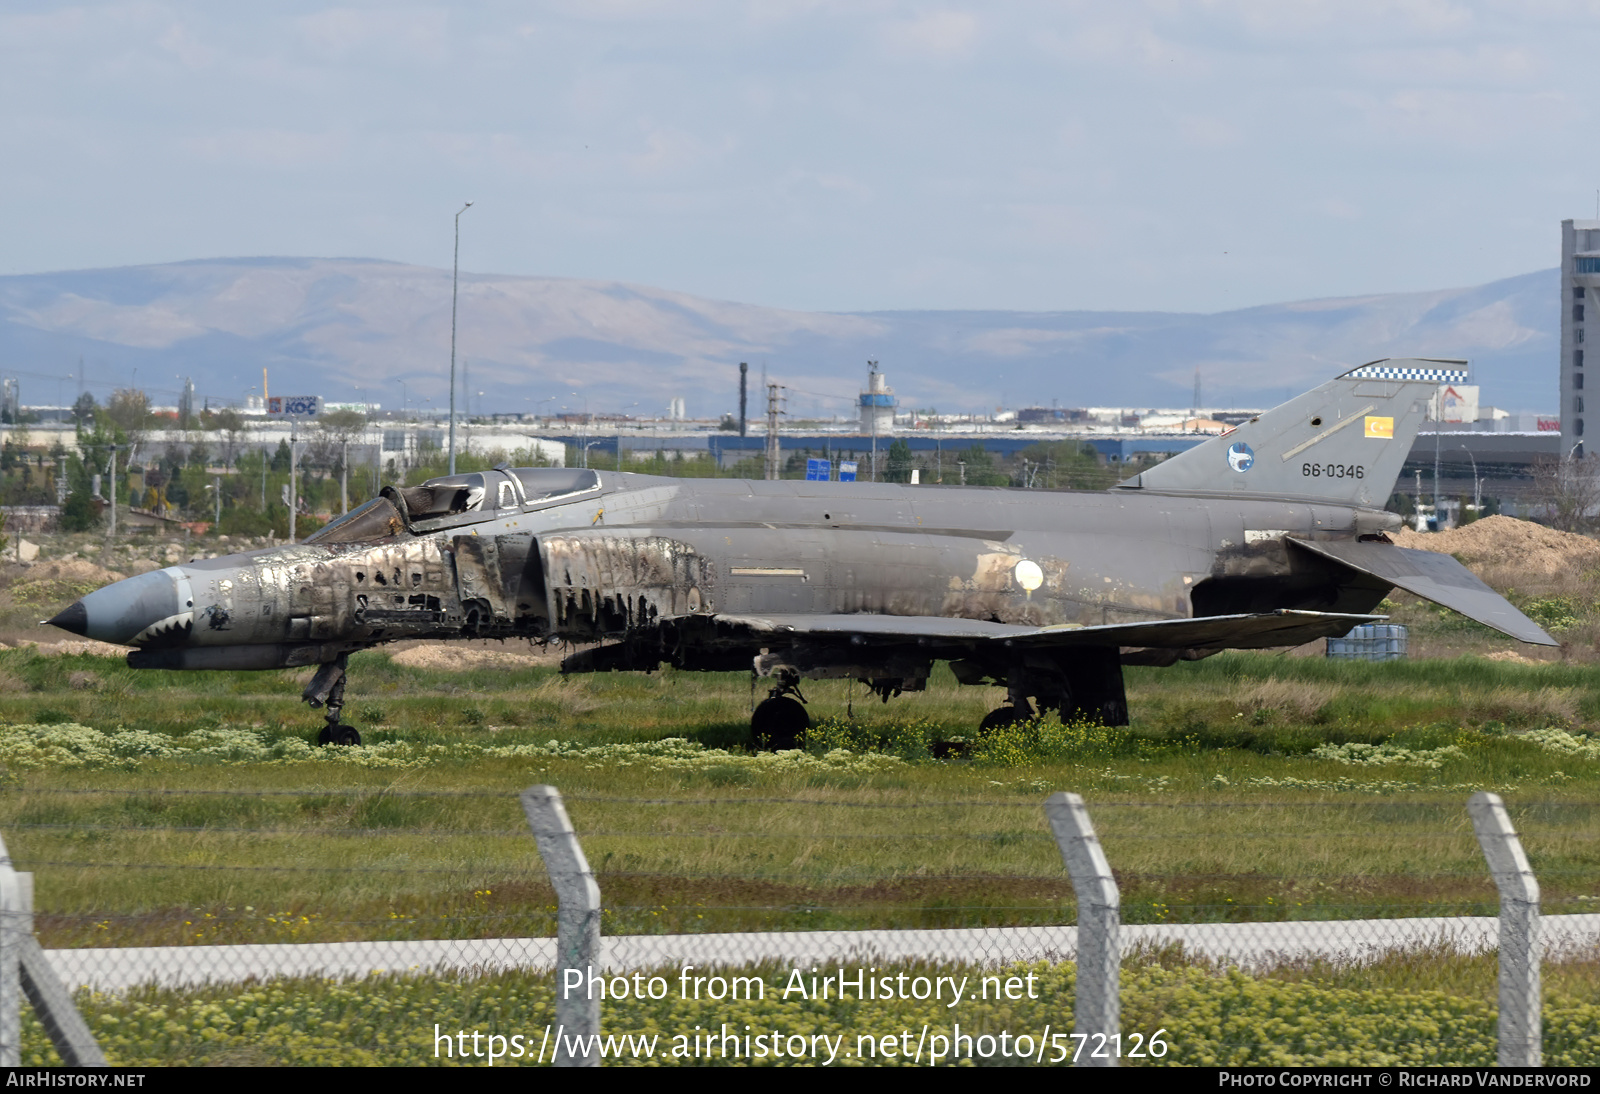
[47,359,1555,746]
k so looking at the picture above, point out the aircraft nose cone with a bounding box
[44,602,88,636]
[44,568,195,647]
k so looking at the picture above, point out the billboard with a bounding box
[267,395,321,418]
[1428,384,1478,424]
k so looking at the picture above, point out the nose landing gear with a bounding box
[304,654,362,747]
[751,672,810,750]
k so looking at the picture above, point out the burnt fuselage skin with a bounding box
[79,468,1399,691]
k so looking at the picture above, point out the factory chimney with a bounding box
[739,362,748,437]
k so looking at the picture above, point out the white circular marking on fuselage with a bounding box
[1014,559,1044,592]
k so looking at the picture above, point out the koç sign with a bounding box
[267,395,321,418]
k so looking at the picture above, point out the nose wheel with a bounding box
[317,723,362,747]
[304,654,362,747]
[751,674,809,750]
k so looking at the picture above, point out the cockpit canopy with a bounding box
[510,467,602,503]
[302,466,602,545]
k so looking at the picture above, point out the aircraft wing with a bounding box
[712,609,1384,651]
[1287,538,1559,646]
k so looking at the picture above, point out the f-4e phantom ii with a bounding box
[47,359,1556,747]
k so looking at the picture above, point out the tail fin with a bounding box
[1114,358,1464,507]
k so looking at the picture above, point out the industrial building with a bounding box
[1561,218,1599,458]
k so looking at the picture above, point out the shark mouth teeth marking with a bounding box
[130,613,195,648]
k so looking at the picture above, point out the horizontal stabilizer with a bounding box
[1288,539,1559,646]
[714,609,1383,651]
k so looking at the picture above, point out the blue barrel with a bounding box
[1326,623,1408,661]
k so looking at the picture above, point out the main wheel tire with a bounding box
[751,696,810,751]
[331,724,362,747]
[979,703,1033,735]
[317,726,333,746]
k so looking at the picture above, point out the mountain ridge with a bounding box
[0,259,1558,416]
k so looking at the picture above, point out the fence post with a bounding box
[0,834,17,1067]
[1045,792,1120,1067]
[0,834,107,1068]
[18,871,106,1066]
[520,785,601,1067]
[1468,791,1541,1067]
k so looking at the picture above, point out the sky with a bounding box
[5,1,1600,314]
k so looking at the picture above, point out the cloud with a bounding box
[293,6,450,63]
[628,127,730,177]
[882,11,980,60]
[181,128,348,170]
[1178,114,1244,149]
[1349,86,1572,147]
[0,5,98,46]
[1204,0,1475,42]
[1313,197,1363,221]
[1035,16,1210,76]
[1350,43,1538,85]
[157,21,215,68]
[777,169,874,205]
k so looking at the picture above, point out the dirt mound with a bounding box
[14,560,126,587]
[387,644,564,672]
[1393,516,1600,576]
[1482,650,1553,665]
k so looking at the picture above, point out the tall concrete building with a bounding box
[1560,219,1600,457]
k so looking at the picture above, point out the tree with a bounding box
[105,389,151,435]
[956,444,1009,486]
[71,392,97,430]
[1021,441,1116,490]
[306,408,366,486]
[60,486,100,532]
[210,408,246,466]
[319,408,368,441]
[884,438,914,483]
[1530,454,1600,532]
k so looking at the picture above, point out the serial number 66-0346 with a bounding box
[1302,463,1364,479]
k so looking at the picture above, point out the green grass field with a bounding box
[1,645,1597,1064]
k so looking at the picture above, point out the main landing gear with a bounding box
[304,653,363,747]
[979,669,1040,734]
[751,672,810,751]
[979,698,1035,734]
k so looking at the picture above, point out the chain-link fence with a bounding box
[0,786,1593,1066]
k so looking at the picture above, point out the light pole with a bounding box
[1460,444,1481,518]
[448,200,474,475]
